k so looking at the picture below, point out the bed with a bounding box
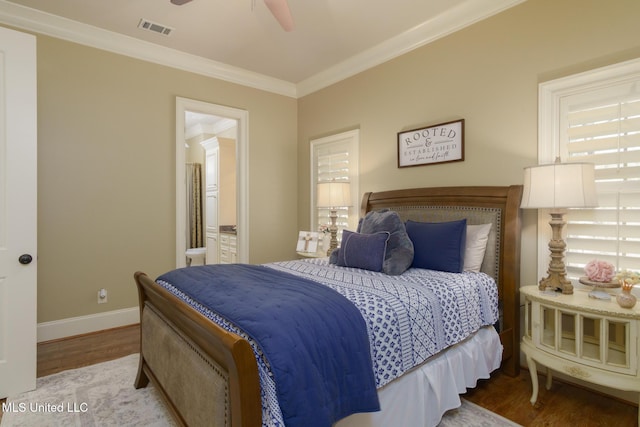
[133,185,522,427]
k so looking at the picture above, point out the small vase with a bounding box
[616,284,637,309]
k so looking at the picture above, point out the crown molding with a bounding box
[0,0,524,99]
[0,0,298,98]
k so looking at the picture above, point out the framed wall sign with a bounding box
[397,119,464,168]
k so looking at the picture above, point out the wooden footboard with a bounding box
[134,271,261,427]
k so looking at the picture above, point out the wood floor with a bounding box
[1,324,637,426]
[465,368,637,426]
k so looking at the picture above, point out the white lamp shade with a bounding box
[521,162,598,209]
[317,182,351,208]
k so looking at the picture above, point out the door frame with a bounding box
[176,97,249,267]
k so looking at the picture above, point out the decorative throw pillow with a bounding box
[357,209,414,275]
[464,223,492,272]
[334,230,390,272]
[405,219,467,273]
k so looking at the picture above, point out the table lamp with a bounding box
[521,158,598,294]
[317,181,351,256]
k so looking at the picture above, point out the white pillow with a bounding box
[464,223,492,272]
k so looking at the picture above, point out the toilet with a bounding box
[185,247,206,266]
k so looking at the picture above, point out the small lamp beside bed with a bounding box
[317,180,351,255]
[521,158,598,294]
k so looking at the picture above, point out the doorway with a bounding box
[175,97,249,267]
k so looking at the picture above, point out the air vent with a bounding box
[138,19,173,36]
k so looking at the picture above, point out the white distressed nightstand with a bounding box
[521,285,640,424]
[296,251,326,259]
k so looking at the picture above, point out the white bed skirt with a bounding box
[336,326,502,427]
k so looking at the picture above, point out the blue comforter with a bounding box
[157,264,380,427]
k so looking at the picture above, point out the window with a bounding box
[310,130,359,237]
[539,59,640,281]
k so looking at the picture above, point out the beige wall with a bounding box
[218,137,237,226]
[7,0,640,326]
[297,0,640,290]
[33,35,297,322]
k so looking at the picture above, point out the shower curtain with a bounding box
[186,163,203,249]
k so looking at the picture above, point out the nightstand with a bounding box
[296,251,326,259]
[521,285,640,424]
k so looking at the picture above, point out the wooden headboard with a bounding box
[360,185,523,376]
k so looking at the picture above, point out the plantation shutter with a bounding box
[560,78,640,280]
[311,130,359,237]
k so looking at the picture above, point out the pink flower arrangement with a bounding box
[584,259,616,283]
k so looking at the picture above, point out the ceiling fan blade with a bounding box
[264,0,295,32]
[170,0,193,5]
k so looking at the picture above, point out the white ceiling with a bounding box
[0,0,524,97]
[185,111,236,139]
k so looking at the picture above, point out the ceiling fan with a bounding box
[170,0,295,32]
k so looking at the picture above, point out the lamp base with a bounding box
[326,209,339,256]
[538,275,573,295]
[326,228,338,256]
[538,211,573,295]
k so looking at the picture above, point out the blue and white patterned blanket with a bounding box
[158,258,499,427]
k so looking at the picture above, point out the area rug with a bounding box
[439,399,520,427]
[1,354,520,426]
[1,354,175,427]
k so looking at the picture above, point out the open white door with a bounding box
[0,26,38,398]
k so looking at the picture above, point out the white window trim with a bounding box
[309,129,360,232]
[537,58,640,281]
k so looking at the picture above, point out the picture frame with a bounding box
[397,119,464,168]
[296,231,319,253]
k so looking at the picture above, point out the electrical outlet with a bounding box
[97,288,108,304]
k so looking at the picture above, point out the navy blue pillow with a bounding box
[405,219,467,273]
[358,209,414,275]
[335,230,390,272]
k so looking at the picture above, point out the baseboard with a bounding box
[37,307,140,342]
